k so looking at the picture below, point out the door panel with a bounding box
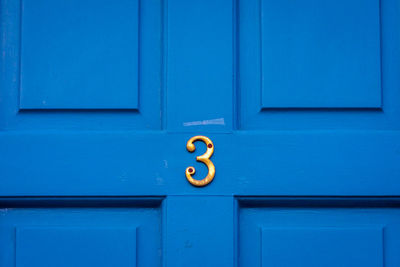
[1,0,162,130]
[16,227,137,267]
[261,227,383,267]
[260,0,381,108]
[0,198,162,267]
[20,0,139,109]
[239,0,400,130]
[238,198,400,267]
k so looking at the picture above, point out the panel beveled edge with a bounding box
[236,196,400,207]
[0,196,165,208]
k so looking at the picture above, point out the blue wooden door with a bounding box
[1,0,400,266]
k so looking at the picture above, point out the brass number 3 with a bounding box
[185,135,215,187]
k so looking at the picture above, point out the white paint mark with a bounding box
[183,118,225,127]
[156,176,164,185]
[119,172,128,183]
[0,208,10,215]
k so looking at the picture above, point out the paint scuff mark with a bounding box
[156,174,164,185]
[183,118,225,127]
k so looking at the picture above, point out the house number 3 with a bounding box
[185,136,215,187]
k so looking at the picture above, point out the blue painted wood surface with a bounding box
[261,0,381,108]
[17,227,137,266]
[0,198,162,266]
[238,198,400,267]
[165,196,234,266]
[261,227,383,266]
[20,0,140,109]
[166,0,234,132]
[1,0,400,266]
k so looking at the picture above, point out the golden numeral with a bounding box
[185,136,215,187]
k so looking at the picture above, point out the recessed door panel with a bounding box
[239,0,400,130]
[261,227,383,267]
[20,0,139,110]
[16,227,137,267]
[239,199,400,267]
[0,199,162,267]
[261,0,381,108]
[1,0,162,130]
